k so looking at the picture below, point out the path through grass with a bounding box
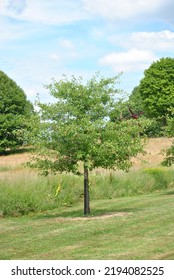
[0,189,174,260]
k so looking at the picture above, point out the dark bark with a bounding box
[84,164,90,215]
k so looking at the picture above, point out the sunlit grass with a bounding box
[0,190,174,260]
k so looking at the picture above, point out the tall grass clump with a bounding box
[90,167,174,199]
[0,170,84,217]
[52,173,83,206]
[0,166,13,172]
[142,167,172,190]
[0,171,50,216]
[0,167,173,217]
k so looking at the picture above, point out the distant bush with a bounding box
[162,141,174,167]
[142,168,170,190]
[143,119,165,137]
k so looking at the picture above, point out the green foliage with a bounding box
[128,87,160,137]
[165,115,174,137]
[0,71,34,153]
[142,118,164,137]
[30,73,147,214]
[138,57,174,122]
[128,86,144,113]
[143,168,169,190]
[31,73,145,174]
[162,142,174,167]
[128,58,174,136]
[162,113,174,166]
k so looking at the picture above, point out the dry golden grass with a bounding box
[0,152,30,168]
[0,137,173,170]
[132,137,173,168]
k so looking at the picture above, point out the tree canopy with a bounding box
[136,57,174,123]
[31,73,146,214]
[139,58,174,119]
[0,71,33,153]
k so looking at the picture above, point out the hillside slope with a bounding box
[0,138,173,169]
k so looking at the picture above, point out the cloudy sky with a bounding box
[0,0,174,103]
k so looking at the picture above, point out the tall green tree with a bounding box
[0,71,33,153]
[31,73,146,215]
[136,57,174,124]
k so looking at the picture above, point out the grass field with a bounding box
[0,138,174,259]
[0,189,174,260]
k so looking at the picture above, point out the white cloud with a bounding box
[130,30,174,51]
[50,38,78,63]
[0,17,30,48]
[50,53,61,61]
[83,0,166,20]
[59,39,75,49]
[0,0,89,25]
[6,0,27,14]
[1,0,173,103]
[111,30,174,51]
[99,48,158,72]
[1,0,172,25]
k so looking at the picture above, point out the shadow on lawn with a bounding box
[161,190,174,196]
[34,207,138,220]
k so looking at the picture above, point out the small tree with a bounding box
[31,73,145,215]
[0,71,33,153]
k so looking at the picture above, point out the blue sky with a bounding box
[0,0,174,103]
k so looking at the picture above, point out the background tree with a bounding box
[128,86,144,113]
[136,57,174,123]
[0,71,33,153]
[128,57,174,136]
[31,73,146,215]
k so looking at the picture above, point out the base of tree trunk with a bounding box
[84,167,90,215]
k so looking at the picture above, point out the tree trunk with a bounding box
[84,164,90,215]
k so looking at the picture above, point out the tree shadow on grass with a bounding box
[34,207,139,220]
[161,190,174,196]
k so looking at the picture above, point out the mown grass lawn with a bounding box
[0,189,174,260]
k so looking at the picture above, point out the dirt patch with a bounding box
[53,212,131,222]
